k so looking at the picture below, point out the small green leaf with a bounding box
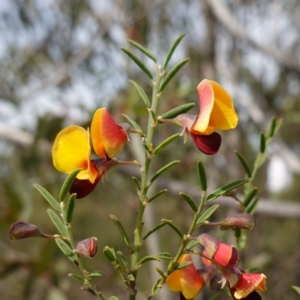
[196,205,220,224]
[157,252,173,260]
[163,33,186,70]
[291,286,300,295]
[108,297,119,300]
[139,256,160,265]
[234,151,252,178]
[109,215,132,249]
[159,58,190,92]
[245,197,259,214]
[254,152,267,170]
[148,189,168,204]
[155,267,166,278]
[150,160,180,183]
[117,250,130,270]
[177,261,192,270]
[130,80,151,107]
[143,223,167,240]
[160,103,195,119]
[122,113,143,134]
[161,219,183,238]
[47,209,68,237]
[153,133,181,154]
[55,238,76,261]
[131,177,140,190]
[127,40,157,62]
[87,270,105,279]
[121,48,153,79]
[207,179,249,202]
[66,193,76,223]
[68,273,85,284]
[266,117,282,139]
[242,187,258,207]
[197,161,207,191]
[103,246,117,262]
[179,192,197,212]
[151,278,162,297]
[34,184,61,212]
[259,133,266,153]
[127,274,135,281]
[59,169,81,201]
[186,240,199,250]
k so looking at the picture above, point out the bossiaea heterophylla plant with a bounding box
[8,34,277,300]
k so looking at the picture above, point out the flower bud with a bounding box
[9,221,50,240]
[76,237,98,258]
[103,246,117,262]
[220,213,254,230]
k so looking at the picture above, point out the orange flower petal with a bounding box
[213,243,239,268]
[180,254,205,299]
[233,273,267,299]
[91,108,128,159]
[209,80,238,130]
[52,125,98,183]
[166,270,182,292]
[193,79,214,133]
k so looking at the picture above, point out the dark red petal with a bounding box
[69,176,101,199]
[190,132,221,155]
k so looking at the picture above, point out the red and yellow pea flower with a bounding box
[160,79,238,155]
[198,233,267,299]
[52,108,132,198]
[166,254,205,299]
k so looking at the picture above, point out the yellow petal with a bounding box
[166,270,182,292]
[209,80,238,130]
[52,125,98,183]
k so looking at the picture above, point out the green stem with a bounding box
[147,189,207,299]
[129,65,163,300]
[60,202,105,300]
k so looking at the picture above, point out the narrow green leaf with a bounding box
[117,250,130,270]
[139,256,160,265]
[108,297,119,300]
[266,117,282,139]
[148,189,168,204]
[161,219,184,238]
[150,160,180,183]
[122,113,144,134]
[87,271,105,279]
[245,197,259,214]
[155,267,166,278]
[179,192,197,212]
[55,238,76,261]
[234,151,252,178]
[47,209,68,237]
[131,177,140,190]
[127,39,157,62]
[157,252,173,260]
[177,261,192,270]
[207,179,249,202]
[130,80,151,107]
[163,33,186,70]
[186,240,199,250]
[66,193,76,224]
[34,184,61,212]
[291,286,300,295]
[259,133,266,153]
[121,48,153,79]
[103,246,117,262]
[59,169,81,202]
[153,133,181,154]
[159,58,190,92]
[109,215,132,249]
[196,205,220,224]
[197,161,207,191]
[242,187,258,207]
[160,103,195,119]
[68,273,85,284]
[151,278,162,296]
[143,223,167,240]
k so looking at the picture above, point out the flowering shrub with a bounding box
[9,34,282,299]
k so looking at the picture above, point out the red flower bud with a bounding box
[76,238,98,258]
[220,213,255,230]
[9,221,52,240]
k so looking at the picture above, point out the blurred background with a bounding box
[0,0,300,299]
